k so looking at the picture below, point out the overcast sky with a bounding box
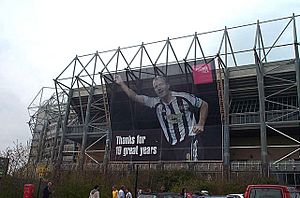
[0,0,299,151]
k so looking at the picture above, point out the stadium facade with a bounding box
[28,14,300,185]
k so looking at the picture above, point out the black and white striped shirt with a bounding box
[142,91,202,145]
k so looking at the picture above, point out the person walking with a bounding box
[89,185,100,198]
[42,181,52,198]
[117,185,125,198]
[181,188,187,198]
[125,187,133,198]
[112,185,118,198]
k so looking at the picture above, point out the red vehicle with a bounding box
[244,184,300,198]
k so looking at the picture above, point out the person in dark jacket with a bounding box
[42,181,52,198]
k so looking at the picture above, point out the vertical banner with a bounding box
[106,60,222,162]
[192,63,213,84]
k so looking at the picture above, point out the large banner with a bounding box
[106,60,222,162]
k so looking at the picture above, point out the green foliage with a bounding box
[0,170,280,198]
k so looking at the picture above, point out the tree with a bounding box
[0,140,31,177]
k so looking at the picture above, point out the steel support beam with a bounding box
[255,52,268,177]
[78,86,95,170]
[56,89,73,170]
[293,14,300,118]
[36,119,48,164]
[102,76,111,172]
[50,116,62,163]
[223,67,230,178]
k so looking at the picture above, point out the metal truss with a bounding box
[253,15,300,176]
[28,14,300,175]
[27,87,69,168]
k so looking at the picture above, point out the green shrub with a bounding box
[0,170,280,198]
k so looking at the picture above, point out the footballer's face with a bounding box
[153,78,170,98]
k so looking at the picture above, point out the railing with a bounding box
[230,112,260,124]
[231,161,261,171]
[66,124,108,135]
[66,125,84,134]
[269,161,300,172]
[231,161,300,172]
[230,110,299,125]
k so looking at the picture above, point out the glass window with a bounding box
[249,188,282,198]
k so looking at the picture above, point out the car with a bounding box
[226,194,244,198]
[243,184,300,198]
[192,196,226,198]
[138,192,182,198]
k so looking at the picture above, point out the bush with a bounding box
[0,169,279,197]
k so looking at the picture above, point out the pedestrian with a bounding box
[112,185,118,198]
[118,185,125,198]
[125,187,133,198]
[137,188,142,197]
[181,188,192,198]
[89,185,100,198]
[160,185,166,192]
[42,181,52,198]
[181,188,187,198]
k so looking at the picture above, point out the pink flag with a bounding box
[192,63,213,84]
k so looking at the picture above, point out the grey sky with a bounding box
[0,0,299,151]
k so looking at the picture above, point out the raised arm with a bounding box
[114,74,145,104]
[193,100,208,134]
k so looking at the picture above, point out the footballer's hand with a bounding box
[192,124,204,134]
[114,74,123,84]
